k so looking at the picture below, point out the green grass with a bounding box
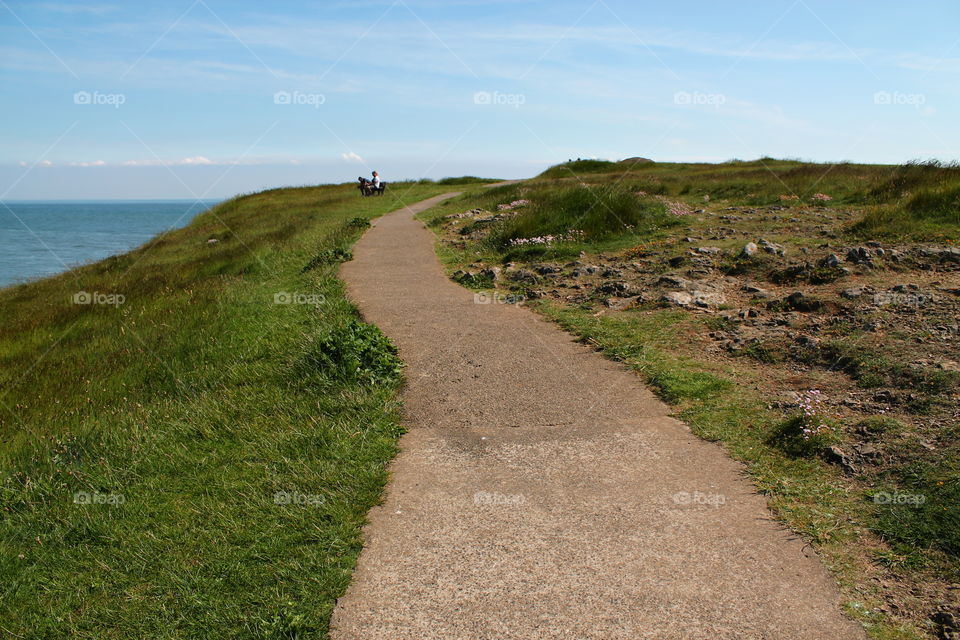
[0,181,458,638]
[529,157,960,240]
[486,183,678,247]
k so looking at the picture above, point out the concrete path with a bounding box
[332,193,863,639]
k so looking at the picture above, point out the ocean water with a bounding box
[0,200,220,288]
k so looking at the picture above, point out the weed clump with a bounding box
[301,319,403,385]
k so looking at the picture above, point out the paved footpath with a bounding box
[332,193,863,639]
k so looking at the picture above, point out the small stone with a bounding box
[605,297,636,311]
[740,242,759,258]
[658,275,691,289]
[691,290,726,307]
[696,247,722,255]
[819,254,842,268]
[846,247,872,265]
[759,238,786,256]
[508,269,538,283]
[598,281,632,296]
[822,446,856,474]
[661,291,694,307]
[480,267,501,281]
[742,284,770,298]
[785,291,823,312]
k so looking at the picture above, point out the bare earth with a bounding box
[331,193,864,639]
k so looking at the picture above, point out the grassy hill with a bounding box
[421,158,959,640]
[0,180,480,638]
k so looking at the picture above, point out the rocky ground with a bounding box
[436,201,960,638]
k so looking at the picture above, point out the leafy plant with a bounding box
[303,319,403,385]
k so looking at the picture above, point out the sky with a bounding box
[0,0,958,199]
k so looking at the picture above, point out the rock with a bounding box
[696,247,722,255]
[661,291,694,307]
[605,297,636,311]
[658,275,692,289]
[892,283,918,292]
[508,269,538,283]
[598,281,632,296]
[795,334,820,347]
[841,287,866,299]
[866,240,882,248]
[691,290,726,307]
[822,446,856,474]
[785,291,823,312]
[759,238,786,256]
[933,607,960,640]
[855,443,881,461]
[206,238,219,245]
[819,253,842,268]
[601,268,623,277]
[480,267,501,281]
[846,247,873,265]
[533,264,560,276]
[742,284,771,298]
[668,255,686,267]
[740,242,759,258]
[571,265,600,277]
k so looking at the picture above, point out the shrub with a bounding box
[487,184,676,247]
[300,319,403,385]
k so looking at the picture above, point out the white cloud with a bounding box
[178,156,214,165]
[70,160,107,167]
[341,152,364,163]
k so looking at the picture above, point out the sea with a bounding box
[0,200,220,288]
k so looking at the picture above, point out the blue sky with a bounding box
[1,0,957,199]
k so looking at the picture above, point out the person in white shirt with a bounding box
[372,171,381,189]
